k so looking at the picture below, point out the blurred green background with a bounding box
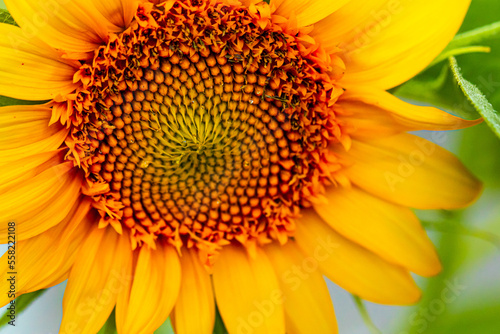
[0,0,499,333]
[391,0,500,333]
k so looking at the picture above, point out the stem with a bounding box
[451,21,500,49]
[421,220,500,250]
[429,46,490,67]
[351,295,383,334]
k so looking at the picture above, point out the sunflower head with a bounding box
[64,0,348,259]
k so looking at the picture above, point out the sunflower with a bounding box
[0,0,482,333]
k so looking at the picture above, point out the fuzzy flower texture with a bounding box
[0,0,482,333]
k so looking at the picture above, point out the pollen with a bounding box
[63,0,346,256]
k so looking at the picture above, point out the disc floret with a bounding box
[60,0,346,257]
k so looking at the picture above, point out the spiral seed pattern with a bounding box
[72,0,343,251]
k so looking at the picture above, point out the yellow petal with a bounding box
[4,0,122,57]
[116,243,181,334]
[313,0,471,89]
[0,150,63,193]
[212,244,285,334]
[33,203,95,289]
[0,105,67,166]
[0,127,68,165]
[0,163,82,243]
[295,210,421,305]
[338,133,482,209]
[311,0,386,51]
[60,227,133,334]
[0,198,92,307]
[90,0,138,29]
[275,0,350,27]
[337,99,403,139]
[0,104,52,126]
[315,186,441,276]
[0,119,62,148]
[338,87,481,139]
[270,0,284,8]
[265,242,338,334]
[0,24,79,99]
[172,248,215,334]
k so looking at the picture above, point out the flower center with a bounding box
[105,53,295,245]
[65,0,345,255]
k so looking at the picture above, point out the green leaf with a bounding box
[98,314,177,334]
[390,63,480,120]
[429,45,490,68]
[0,95,47,107]
[97,309,117,334]
[0,289,46,328]
[447,20,500,50]
[421,219,500,249]
[403,0,500,188]
[213,307,228,334]
[0,8,16,26]
[449,56,500,138]
[458,122,500,187]
[392,1,500,125]
[97,314,177,334]
[430,20,500,67]
[154,318,175,334]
